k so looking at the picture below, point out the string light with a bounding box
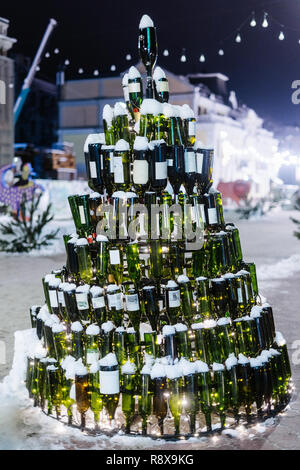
[93,69,99,76]
[163,49,169,56]
[78,68,84,74]
[218,48,224,56]
[125,54,131,61]
[235,32,241,43]
[278,31,285,40]
[54,48,60,54]
[36,65,40,71]
[180,50,187,62]
[250,12,256,27]
[64,59,70,66]
[262,12,269,28]
[110,65,116,71]
[45,52,50,58]
[199,54,205,62]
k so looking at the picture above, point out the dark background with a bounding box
[2,0,300,125]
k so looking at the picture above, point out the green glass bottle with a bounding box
[66,237,79,280]
[203,319,223,364]
[175,323,192,360]
[102,104,115,146]
[113,326,127,365]
[165,364,183,435]
[114,102,131,143]
[191,323,207,363]
[108,243,124,286]
[121,361,137,433]
[165,280,181,325]
[132,136,150,196]
[75,284,90,323]
[99,353,120,422]
[60,358,76,425]
[100,321,115,358]
[63,283,79,323]
[126,242,141,286]
[52,323,67,361]
[177,275,196,327]
[75,238,93,284]
[169,241,185,278]
[128,66,143,114]
[71,321,84,360]
[203,189,225,231]
[44,316,59,359]
[195,277,211,321]
[225,223,243,266]
[29,305,40,329]
[222,273,239,320]
[94,235,109,286]
[225,354,239,422]
[274,332,291,383]
[126,327,141,370]
[212,363,227,429]
[85,323,101,365]
[143,330,158,360]
[113,139,131,191]
[106,284,123,327]
[234,272,248,317]
[102,145,115,197]
[37,357,49,411]
[181,360,198,434]
[153,66,169,104]
[31,355,41,406]
[194,143,214,195]
[139,99,160,140]
[180,105,196,147]
[249,356,264,418]
[138,364,153,435]
[47,277,61,318]
[125,288,141,333]
[88,361,103,429]
[142,285,160,333]
[237,354,253,422]
[47,365,63,419]
[242,261,259,300]
[216,317,235,362]
[90,285,107,325]
[75,361,90,429]
[151,363,167,436]
[210,277,230,320]
[195,360,212,432]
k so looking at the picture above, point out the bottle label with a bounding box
[86,351,99,364]
[167,159,173,166]
[58,291,66,307]
[113,157,124,183]
[49,290,58,308]
[99,369,120,394]
[184,151,196,173]
[109,249,121,265]
[237,287,243,303]
[76,293,89,310]
[188,121,196,136]
[158,81,169,92]
[109,152,114,173]
[126,294,139,311]
[133,160,149,184]
[128,82,141,93]
[208,208,218,225]
[92,296,105,309]
[89,161,97,178]
[168,290,181,308]
[124,86,129,102]
[155,161,167,180]
[196,153,203,174]
[79,206,86,224]
[108,292,122,310]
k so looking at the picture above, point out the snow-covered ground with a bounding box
[0,208,299,450]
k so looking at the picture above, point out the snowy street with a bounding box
[0,208,300,450]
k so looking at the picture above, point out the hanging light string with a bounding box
[36,10,300,76]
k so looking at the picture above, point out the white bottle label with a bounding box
[168,290,181,308]
[49,290,58,308]
[167,159,173,166]
[158,81,169,92]
[114,156,124,183]
[110,152,114,173]
[184,151,196,173]
[128,82,141,93]
[133,160,149,184]
[108,293,122,310]
[92,296,105,309]
[58,291,66,307]
[89,161,97,178]
[109,249,121,265]
[76,293,89,310]
[99,369,120,394]
[155,161,167,180]
[196,153,203,174]
[188,121,196,136]
[79,206,86,224]
[126,294,139,311]
[87,351,99,364]
[207,208,218,225]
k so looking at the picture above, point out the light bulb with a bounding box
[64,59,70,66]
[262,13,268,28]
[250,18,256,27]
[235,33,241,43]
[279,31,285,40]
[45,52,50,58]
[163,49,169,56]
[36,66,40,71]
[78,68,84,74]
[180,54,187,62]
[199,54,205,62]
[218,48,224,56]
[54,48,59,54]
[93,70,99,76]
[110,65,116,71]
[126,54,131,61]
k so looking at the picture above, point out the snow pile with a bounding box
[257,254,300,282]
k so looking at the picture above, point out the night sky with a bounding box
[2,0,300,126]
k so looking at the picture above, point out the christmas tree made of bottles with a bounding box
[26,15,292,438]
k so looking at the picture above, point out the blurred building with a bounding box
[0,17,16,166]
[58,63,278,199]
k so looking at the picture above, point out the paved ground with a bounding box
[0,208,299,449]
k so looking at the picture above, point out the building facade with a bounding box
[0,17,16,167]
[58,64,278,199]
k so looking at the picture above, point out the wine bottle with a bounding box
[175,324,192,360]
[90,285,107,325]
[126,242,142,286]
[125,287,141,332]
[100,321,115,358]
[44,316,59,359]
[60,356,76,425]
[132,136,150,196]
[102,104,115,146]
[153,66,169,103]
[242,261,259,300]
[89,192,103,233]
[75,238,93,284]
[95,235,109,285]
[225,223,243,266]
[29,305,40,329]
[47,277,61,318]
[165,363,183,435]
[138,14,158,98]
[63,282,79,323]
[47,364,63,419]
[121,361,137,433]
[75,360,90,429]
[195,360,212,432]
[180,104,196,147]
[85,323,101,364]
[225,354,239,422]
[168,241,185,277]
[126,327,141,369]
[165,280,181,325]
[191,323,207,363]
[162,325,177,363]
[203,319,222,364]
[150,362,167,435]
[203,189,225,231]
[113,139,131,192]
[249,356,264,417]
[167,145,185,195]
[139,363,153,435]
[195,277,211,320]
[210,277,230,319]
[181,359,198,434]
[222,273,239,320]
[87,139,105,194]
[142,285,160,332]
[99,353,120,421]
[212,362,227,429]
[177,275,196,326]
[102,145,115,197]
[113,326,127,365]
[75,284,90,323]
[108,242,124,285]
[237,353,253,422]
[194,142,214,195]
[88,361,103,429]
[122,72,133,119]
[139,99,163,141]
[106,284,123,327]
[66,237,79,280]
[71,321,84,360]
[216,317,235,362]
[128,66,143,115]
[114,102,131,143]
[52,323,67,361]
